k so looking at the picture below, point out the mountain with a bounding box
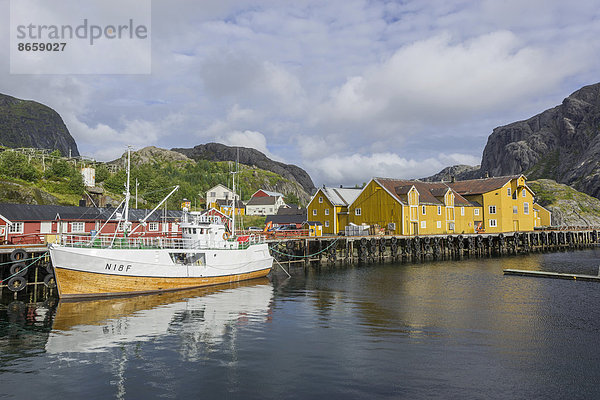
[426,83,600,200]
[0,93,79,157]
[172,143,316,194]
[480,83,600,198]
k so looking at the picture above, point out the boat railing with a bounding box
[57,234,267,250]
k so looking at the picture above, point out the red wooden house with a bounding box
[0,203,182,245]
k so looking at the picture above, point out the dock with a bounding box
[504,268,600,282]
[267,229,600,270]
[1,228,599,299]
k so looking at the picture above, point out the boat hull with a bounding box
[53,266,272,299]
[49,243,273,299]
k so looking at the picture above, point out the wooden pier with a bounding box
[267,229,600,270]
[1,229,599,299]
[503,269,600,282]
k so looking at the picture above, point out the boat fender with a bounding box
[10,249,27,262]
[10,262,27,277]
[7,276,27,292]
[223,232,230,240]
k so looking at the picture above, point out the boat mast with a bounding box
[123,146,132,234]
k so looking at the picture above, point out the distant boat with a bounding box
[48,148,273,299]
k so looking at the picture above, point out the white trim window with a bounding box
[436,221,441,229]
[325,209,329,215]
[8,222,24,234]
[148,222,159,231]
[507,187,511,196]
[325,221,329,227]
[474,209,480,216]
[524,202,529,215]
[522,190,526,198]
[319,197,323,203]
[460,207,465,216]
[437,206,441,215]
[420,220,426,229]
[513,206,518,214]
[422,206,426,215]
[312,209,317,216]
[489,219,497,227]
[71,222,85,233]
[489,205,497,214]
[355,208,361,216]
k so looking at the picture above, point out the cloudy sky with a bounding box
[1,0,599,186]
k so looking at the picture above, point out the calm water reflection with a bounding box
[2,249,600,399]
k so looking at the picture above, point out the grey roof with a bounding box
[266,209,307,225]
[320,187,362,206]
[246,196,278,206]
[0,203,181,222]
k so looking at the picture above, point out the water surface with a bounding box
[2,249,600,399]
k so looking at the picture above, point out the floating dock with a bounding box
[503,269,600,282]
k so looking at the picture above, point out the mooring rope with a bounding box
[0,252,49,284]
[269,238,341,258]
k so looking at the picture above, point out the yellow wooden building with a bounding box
[348,178,477,235]
[307,187,362,235]
[533,203,552,227]
[308,174,545,236]
[448,175,535,233]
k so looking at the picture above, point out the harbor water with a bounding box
[2,249,600,399]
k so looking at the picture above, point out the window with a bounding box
[210,191,216,197]
[460,207,465,216]
[489,219,497,227]
[312,209,317,216]
[437,206,441,215]
[355,208,361,216]
[513,206,518,214]
[319,197,323,203]
[325,209,329,215]
[325,221,329,227]
[522,190,526,198]
[8,222,23,234]
[71,222,85,233]
[436,221,441,229]
[507,187,511,196]
[474,209,480,216]
[420,221,426,229]
[524,202,529,215]
[422,206,426,215]
[489,205,496,214]
[40,221,52,234]
[148,222,158,231]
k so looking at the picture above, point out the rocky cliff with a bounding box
[426,83,600,200]
[0,93,79,157]
[172,143,316,194]
[480,83,600,197]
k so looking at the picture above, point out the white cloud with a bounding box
[218,130,270,156]
[310,151,479,185]
[2,0,600,186]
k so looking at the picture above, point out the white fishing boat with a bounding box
[47,148,273,299]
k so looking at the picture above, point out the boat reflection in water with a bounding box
[46,278,274,356]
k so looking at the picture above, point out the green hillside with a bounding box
[0,147,307,208]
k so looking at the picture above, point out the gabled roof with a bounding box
[319,187,362,206]
[447,175,524,196]
[374,178,473,206]
[207,184,232,192]
[246,196,279,206]
[252,189,283,198]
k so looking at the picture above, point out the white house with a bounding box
[245,195,287,216]
[205,184,239,209]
